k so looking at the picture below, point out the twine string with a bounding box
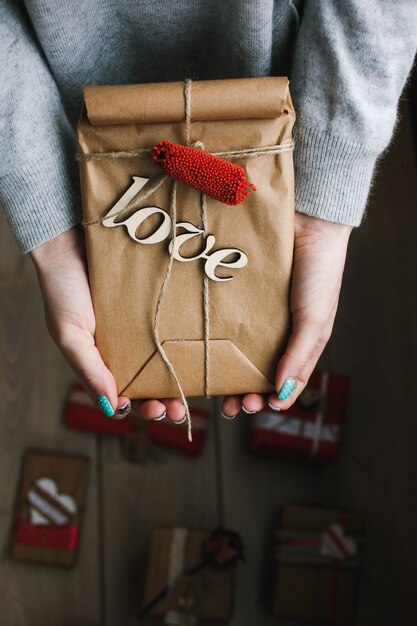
[200,190,210,398]
[152,178,194,441]
[75,142,293,164]
[76,79,294,443]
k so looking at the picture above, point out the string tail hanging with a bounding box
[152,180,193,442]
[151,140,256,206]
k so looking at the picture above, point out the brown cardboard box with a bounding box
[273,505,362,625]
[144,527,235,623]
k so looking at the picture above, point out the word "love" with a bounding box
[102,177,248,282]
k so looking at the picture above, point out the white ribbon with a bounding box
[165,527,198,626]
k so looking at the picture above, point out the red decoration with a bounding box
[13,518,79,551]
[204,528,245,566]
[151,140,256,205]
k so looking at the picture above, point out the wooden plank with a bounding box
[0,221,101,625]
[100,397,222,626]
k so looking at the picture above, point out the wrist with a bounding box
[295,211,352,243]
[29,226,85,273]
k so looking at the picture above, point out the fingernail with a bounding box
[242,406,257,414]
[221,411,237,420]
[117,401,131,416]
[154,411,167,421]
[97,394,115,417]
[278,377,297,401]
[175,415,187,424]
[268,402,282,412]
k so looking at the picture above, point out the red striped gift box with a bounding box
[248,370,349,463]
[65,383,211,456]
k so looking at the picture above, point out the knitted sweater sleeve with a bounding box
[290,0,417,227]
[0,0,81,253]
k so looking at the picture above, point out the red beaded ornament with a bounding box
[151,140,256,206]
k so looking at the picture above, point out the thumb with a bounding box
[58,325,131,418]
[268,314,334,410]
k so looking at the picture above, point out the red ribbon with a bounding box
[329,510,350,620]
[13,518,79,551]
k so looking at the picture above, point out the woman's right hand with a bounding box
[29,225,187,423]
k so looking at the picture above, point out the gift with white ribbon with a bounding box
[249,370,349,462]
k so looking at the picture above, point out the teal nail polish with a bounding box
[97,394,114,417]
[278,377,297,401]
[268,402,282,412]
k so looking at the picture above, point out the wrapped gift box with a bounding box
[273,504,362,625]
[143,527,236,623]
[147,406,211,456]
[248,370,349,463]
[9,448,90,567]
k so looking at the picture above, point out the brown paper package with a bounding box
[273,505,363,625]
[144,528,235,621]
[76,77,295,398]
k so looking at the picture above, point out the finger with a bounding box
[132,397,186,423]
[160,398,187,423]
[269,313,335,411]
[115,396,132,418]
[132,399,167,420]
[221,395,243,419]
[58,325,127,419]
[241,393,267,414]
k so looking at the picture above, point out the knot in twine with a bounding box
[77,78,294,442]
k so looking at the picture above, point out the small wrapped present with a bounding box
[273,504,362,625]
[76,77,296,442]
[248,370,349,463]
[9,449,90,567]
[64,382,137,436]
[147,406,211,456]
[140,527,242,624]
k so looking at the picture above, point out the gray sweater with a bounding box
[1,0,416,253]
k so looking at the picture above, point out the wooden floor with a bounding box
[1,99,416,626]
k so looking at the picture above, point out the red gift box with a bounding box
[65,384,211,456]
[147,406,211,456]
[64,383,137,436]
[248,371,349,463]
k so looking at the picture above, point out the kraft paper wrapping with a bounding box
[76,77,295,399]
[273,505,362,623]
[144,528,235,621]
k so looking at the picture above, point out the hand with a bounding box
[221,212,352,418]
[30,226,186,423]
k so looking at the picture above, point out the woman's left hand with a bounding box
[221,211,352,418]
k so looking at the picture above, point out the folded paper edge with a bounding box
[83,77,291,126]
[121,338,276,398]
